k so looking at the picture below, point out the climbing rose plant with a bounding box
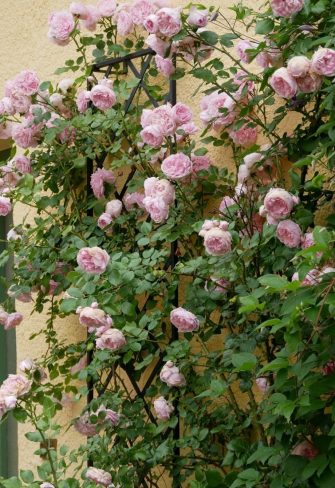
[1,0,335,487]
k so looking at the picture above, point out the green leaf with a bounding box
[255,18,274,34]
[25,431,44,442]
[20,470,34,484]
[192,68,217,84]
[232,352,257,371]
[258,274,288,290]
[199,31,218,45]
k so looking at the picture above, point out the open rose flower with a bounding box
[311,48,335,77]
[155,55,175,77]
[154,396,174,420]
[270,0,304,17]
[48,11,75,46]
[269,67,298,98]
[287,56,311,78]
[14,70,40,96]
[170,307,199,332]
[236,40,253,63]
[260,188,299,224]
[160,361,186,387]
[145,34,169,56]
[0,197,12,216]
[161,153,192,179]
[85,467,112,487]
[292,440,319,459]
[90,168,115,199]
[156,8,181,37]
[4,312,23,330]
[77,247,110,274]
[74,413,97,436]
[187,7,208,27]
[130,0,155,25]
[105,199,122,218]
[296,71,323,93]
[90,85,116,111]
[140,124,164,147]
[256,377,270,393]
[229,123,257,147]
[204,227,232,256]
[76,302,113,332]
[95,328,126,351]
[276,220,302,248]
[1,374,31,398]
[97,0,117,17]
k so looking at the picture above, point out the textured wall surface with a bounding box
[0,0,297,480]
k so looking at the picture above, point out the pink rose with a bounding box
[149,104,176,135]
[85,467,112,487]
[14,70,40,96]
[200,91,235,127]
[69,2,88,19]
[187,7,208,27]
[236,40,253,63]
[145,34,169,57]
[115,6,134,36]
[256,377,270,393]
[287,56,311,78]
[292,440,318,460]
[172,103,192,125]
[261,188,299,223]
[269,67,298,98]
[0,197,12,216]
[90,168,115,199]
[0,97,15,116]
[140,124,164,147]
[74,413,97,436]
[322,360,335,376]
[95,328,126,351]
[207,277,230,293]
[237,164,250,183]
[90,85,116,111]
[123,192,145,210]
[170,307,199,332]
[199,219,229,237]
[0,122,14,140]
[219,196,235,213]
[175,122,198,142]
[76,90,91,113]
[229,123,258,147]
[12,123,39,149]
[160,361,186,387]
[105,199,122,218]
[161,153,192,179]
[96,406,120,426]
[4,312,23,330]
[191,154,211,173]
[155,55,175,77]
[97,0,117,17]
[76,303,113,332]
[1,374,31,398]
[143,196,170,223]
[270,0,304,17]
[311,48,335,77]
[48,11,75,46]
[153,396,174,420]
[58,78,74,93]
[143,14,159,33]
[276,220,302,248]
[301,232,314,249]
[144,177,175,204]
[77,247,110,274]
[203,227,232,256]
[82,5,101,31]
[7,229,21,242]
[296,71,323,93]
[12,155,31,174]
[156,8,181,37]
[130,0,155,25]
[97,212,112,229]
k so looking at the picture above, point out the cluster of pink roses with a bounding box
[76,78,117,113]
[270,0,304,18]
[0,373,31,418]
[269,48,335,99]
[0,70,40,116]
[75,406,120,438]
[0,156,32,213]
[153,396,174,420]
[160,361,185,387]
[199,220,232,256]
[292,266,335,286]
[97,199,123,231]
[0,309,23,331]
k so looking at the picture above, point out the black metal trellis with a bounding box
[86,50,179,487]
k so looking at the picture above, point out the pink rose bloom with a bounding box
[48,11,75,46]
[12,123,39,149]
[207,277,230,293]
[4,312,23,330]
[19,359,37,373]
[0,122,14,140]
[144,14,159,33]
[74,413,97,436]
[161,153,192,179]
[0,97,15,116]
[77,247,110,274]
[256,377,270,393]
[14,70,39,96]
[69,2,88,19]
[86,467,112,487]
[96,328,126,351]
[296,71,323,93]
[98,212,112,229]
[143,196,170,223]
[269,67,298,98]
[276,220,302,248]
[261,188,299,223]
[155,55,175,77]
[115,6,134,36]
[140,124,164,147]
[123,192,145,210]
[229,124,258,147]
[311,48,335,77]
[90,85,116,111]
[287,56,311,78]
[156,7,181,37]
[13,155,31,174]
[322,360,335,376]
[172,103,192,125]
[160,361,186,387]
[97,0,117,17]
[170,307,199,332]
[270,0,304,17]
[96,406,120,426]
[148,104,176,135]
[58,78,74,93]
[90,168,115,199]
[144,177,175,204]
[199,219,229,237]
[301,232,314,249]
[77,303,113,332]
[191,155,212,173]
[49,93,64,109]
[187,7,208,27]
[130,0,155,25]
[237,164,250,183]
[236,40,253,63]
[204,227,232,256]
[292,440,318,460]
[8,92,31,114]
[105,199,122,218]
[154,396,174,420]
[1,374,31,398]
[145,34,169,57]
[200,91,235,128]
[0,197,12,216]
[82,5,101,31]
[76,90,91,113]
[176,122,198,142]
[219,196,235,213]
